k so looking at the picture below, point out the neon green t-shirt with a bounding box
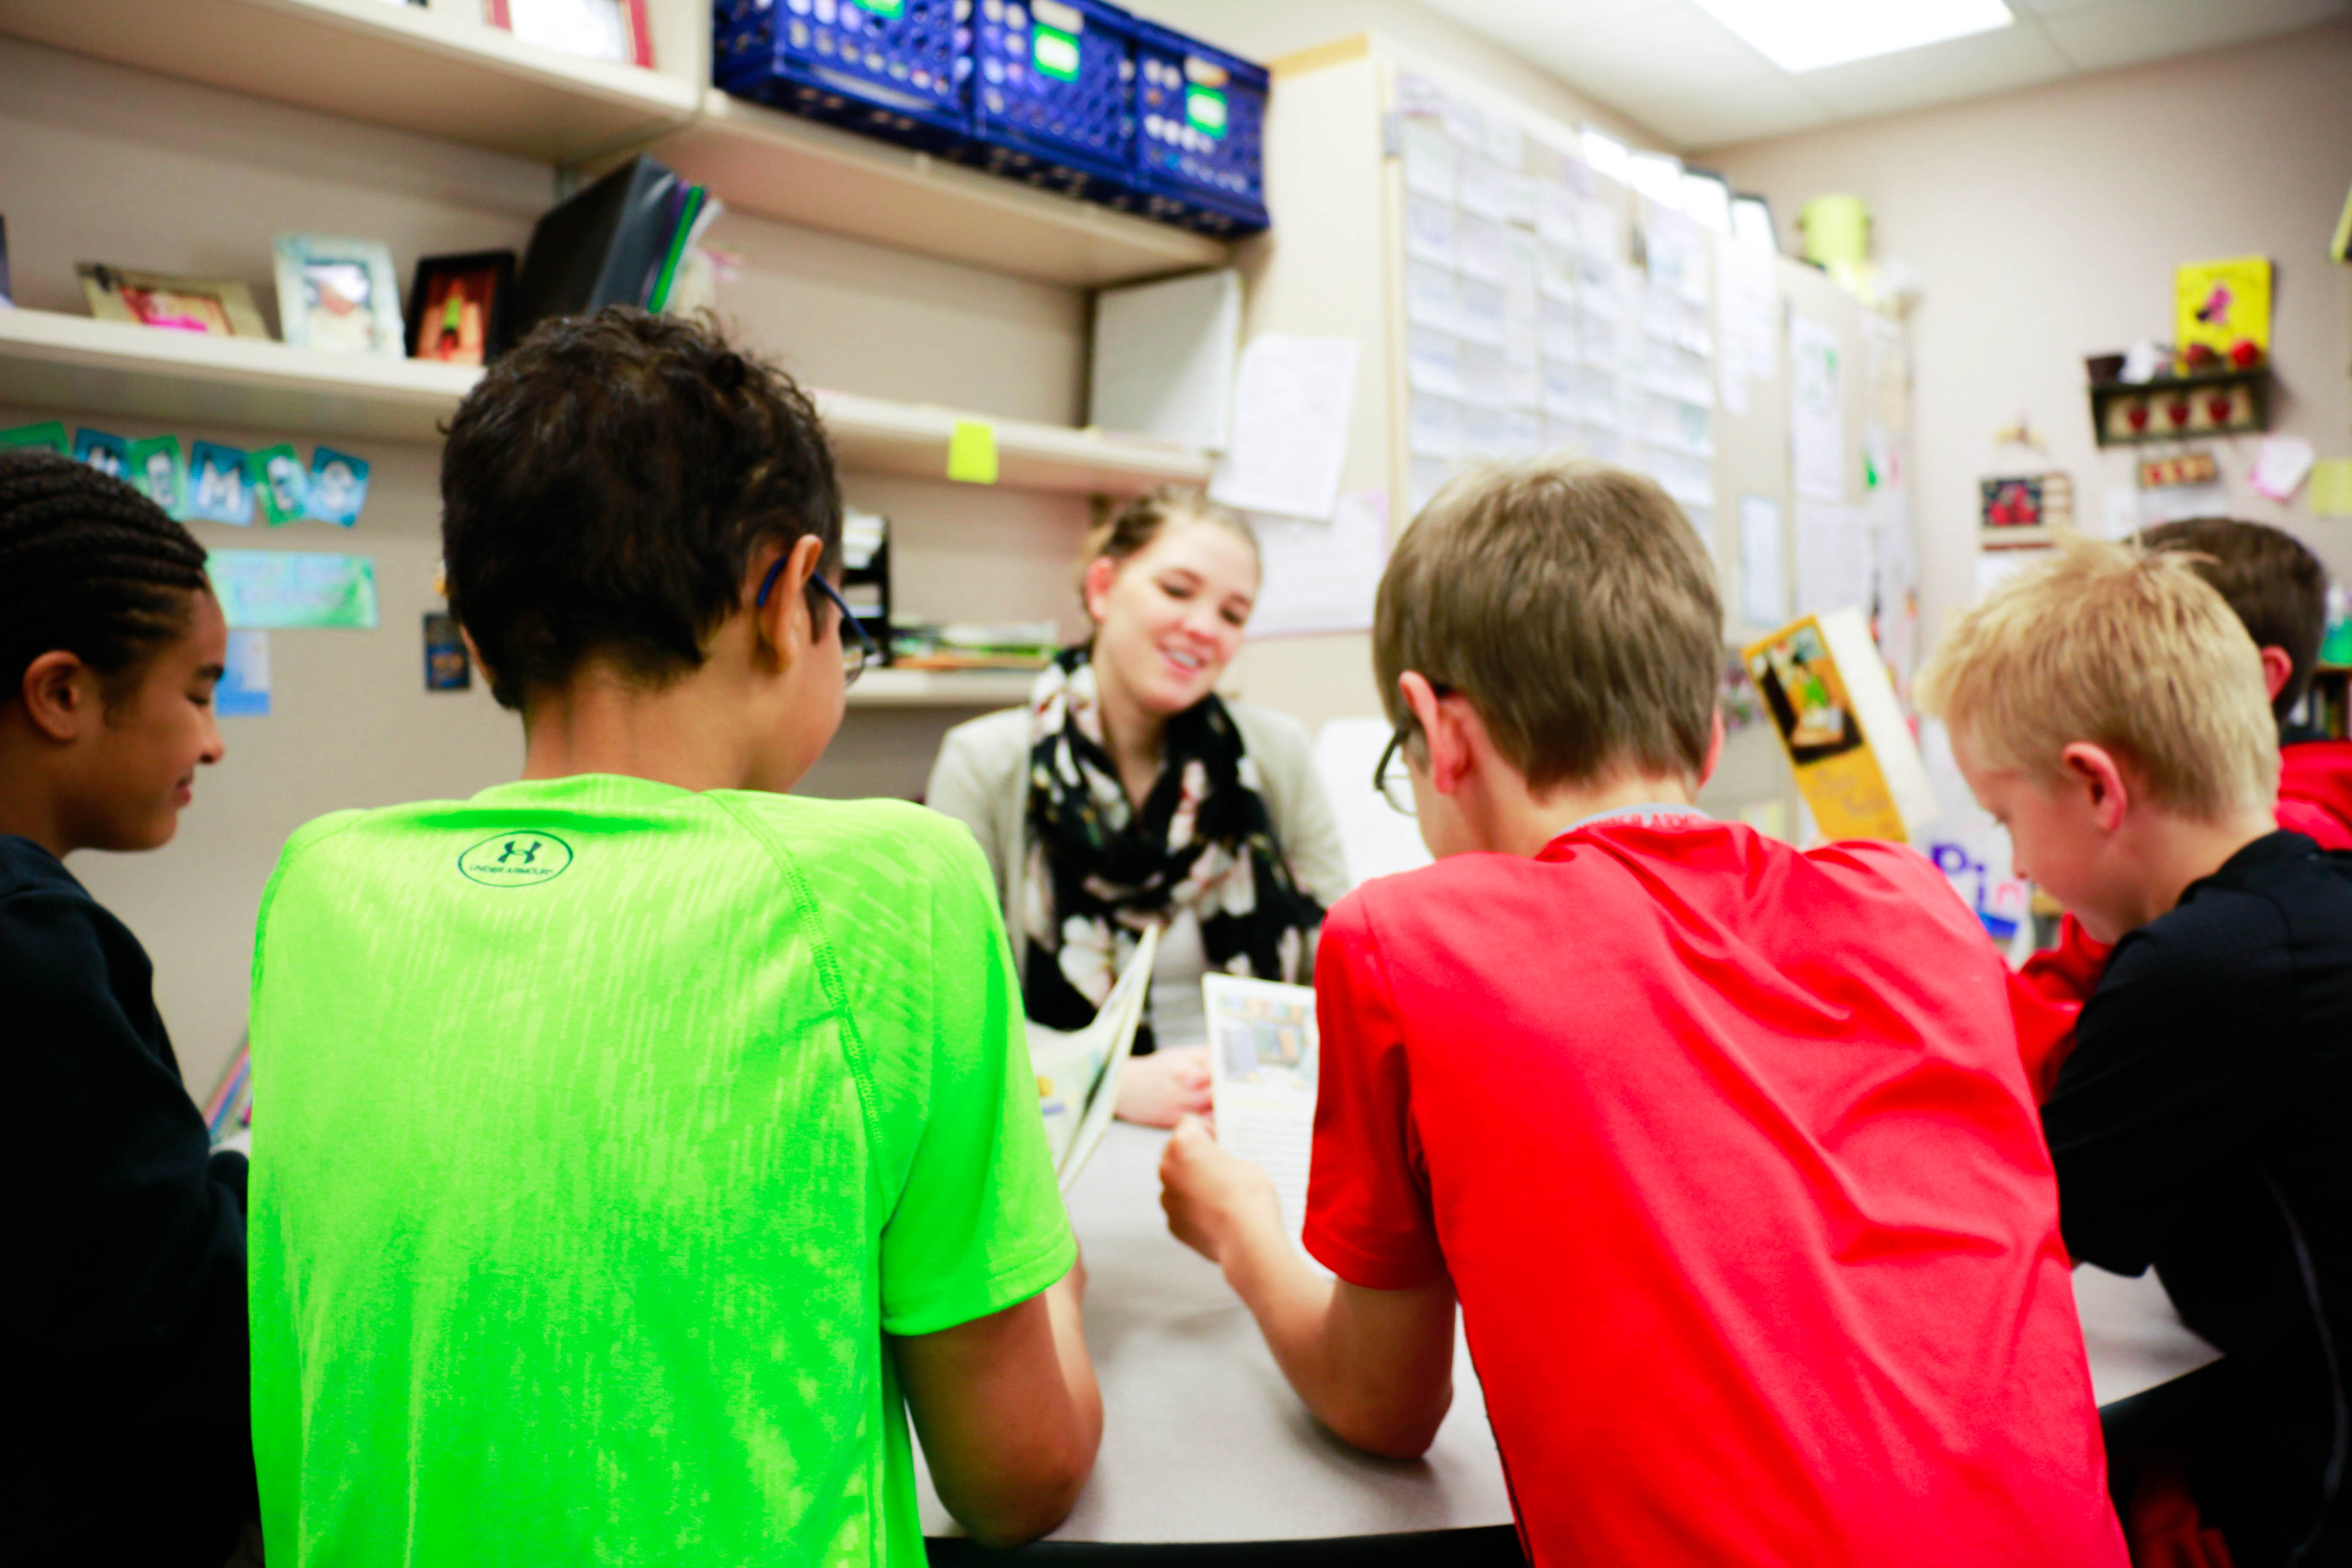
[247,775,1074,1567]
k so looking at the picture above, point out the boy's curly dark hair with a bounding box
[0,448,211,705]
[440,306,844,710]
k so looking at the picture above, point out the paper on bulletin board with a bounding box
[1739,495,1786,626]
[2251,435,2315,502]
[216,630,270,717]
[208,550,378,629]
[1793,502,1870,616]
[1210,335,1359,522]
[1244,491,1388,638]
[2313,459,2352,518]
[1789,315,1846,503]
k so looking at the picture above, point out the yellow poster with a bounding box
[2175,256,2272,357]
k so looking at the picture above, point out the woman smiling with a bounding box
[926,490,1349,1126]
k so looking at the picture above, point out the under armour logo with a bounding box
[498,839,542,865]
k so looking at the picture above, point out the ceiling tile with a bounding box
[2005,0,2116,15]
[2037,0,2348,70]
[1508,6,1785,104]
[1642,74,1838,149]
[1795,18,2073,119]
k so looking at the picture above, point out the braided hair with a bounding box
[0,448,211,706]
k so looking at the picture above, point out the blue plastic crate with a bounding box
[956,0,1136,201]
[714,0,971,153]
[1125,18,1268,235]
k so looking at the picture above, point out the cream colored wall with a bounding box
[1703,19,2352,649]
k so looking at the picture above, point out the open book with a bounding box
[1029,925,1159,1194]
[1203,973,1319,1235]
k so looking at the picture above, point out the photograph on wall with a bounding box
[74,428,130,479]
[187,441,255,525]
[249,443,310,525]
[303,447,371,526]
[126,435,187,516]
[423,612,472,692]
[407,251,514,367]
[78,263,270,338]
[273,236,406,358]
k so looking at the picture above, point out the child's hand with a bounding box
[1115,1045,1213,1127]
[1158,1114,1282,1268]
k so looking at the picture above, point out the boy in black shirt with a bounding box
[0,450,254,1565]
[1921,539,2349,1564]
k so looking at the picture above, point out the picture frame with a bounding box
[407,251,516,367]
[273,235,406,358]
[486,0,653,68]
[77,263,270,339]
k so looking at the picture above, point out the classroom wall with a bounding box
[1702,19,2352,649]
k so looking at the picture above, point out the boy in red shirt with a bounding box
[1158,459,2126,1567]
[2010,517,2347,1099]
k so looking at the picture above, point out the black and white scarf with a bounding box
[1021,648,1323,1047]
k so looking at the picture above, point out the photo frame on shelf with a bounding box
[77,263,270,338]
[407,251,515,366]
[273,235,406,358]
[486,0,653,69]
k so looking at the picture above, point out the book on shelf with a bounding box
[1743,606,1937,844]
[1030,925,1158,1193]
[890,619,1061,673]
[512,156,716,340]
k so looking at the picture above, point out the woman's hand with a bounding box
[1114,1044,1212,1127]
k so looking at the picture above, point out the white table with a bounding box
[922,1122,2220,1544]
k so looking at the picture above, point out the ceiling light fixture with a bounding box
[1691,0,2014,73]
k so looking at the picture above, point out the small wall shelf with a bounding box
[2089,366,2272,448]
[0,309,1212,495]
[846,669,1036,708]
[639,92,1229,288]
[0,0,698,166]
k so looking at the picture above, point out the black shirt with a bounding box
[1,834,255,1565]
[2046,830,2352,1556]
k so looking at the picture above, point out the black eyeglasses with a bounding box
[1371,683,1451,817]
[755,556,875,689]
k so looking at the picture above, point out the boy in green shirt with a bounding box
[248,308,1099,1567]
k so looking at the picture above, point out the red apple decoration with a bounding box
[2182,343,2222,372]
[2208,394,2235,424]
[2127,401,2151,432]
[2168,398,2192,428]
[2228,339,2263,370]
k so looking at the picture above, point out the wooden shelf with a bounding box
[0,309,1211,495]
[0,0,697,165]
[0,308,478,442]
[640,91,1228,288]
[847,669,1035,708]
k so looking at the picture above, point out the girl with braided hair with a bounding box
[0,447,254,1566]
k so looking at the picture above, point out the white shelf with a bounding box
[847,669,1035,708]
[0,0,698,165]
[1,0,1229,288]
[0,308,479,442]
[642,91,1230,288]
[0,309,1212,495]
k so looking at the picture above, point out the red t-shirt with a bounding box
[1303,813,2126,1568]
[2278,737,2352,850]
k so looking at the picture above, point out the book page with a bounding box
[1203,974,1319,1235]
[1030,926,1159,1187]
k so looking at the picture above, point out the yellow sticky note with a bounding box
[946,419,998,485]
[2313,459,2352,519]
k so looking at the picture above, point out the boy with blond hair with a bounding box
[1159,458,2126,1567]
[1919,539,2349,1565]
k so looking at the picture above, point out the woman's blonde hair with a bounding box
[1078,487,1259,620]
[1914,538,2278,819]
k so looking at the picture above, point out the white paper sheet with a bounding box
[1457,217,1509,284]
[1400,120,1456,201]
[1789,315,1847,503]
[1243,490,1389,637]
[1205,973,1322,1236]
[1739,494,1786,626]
[1458,156,1508,222]
[2252,434,2316,502]
[1404,195,1457,266]
[1209,334,1360,522]
[1794,501,1871,616]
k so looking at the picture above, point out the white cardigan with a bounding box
[923,701,1354,982]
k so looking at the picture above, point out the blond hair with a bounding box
[1914,539,2277,819]
[1078,487,1258,619]
[1374,457,1721,790]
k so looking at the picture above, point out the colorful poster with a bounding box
[187,442,254,525]
[2175,256,2271,357]
[304,447,371,526]
[207,550,378,629]
[248,444,309,525]
[0,419,68,453]
[74,428,130,478]
[126,436,187,518]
